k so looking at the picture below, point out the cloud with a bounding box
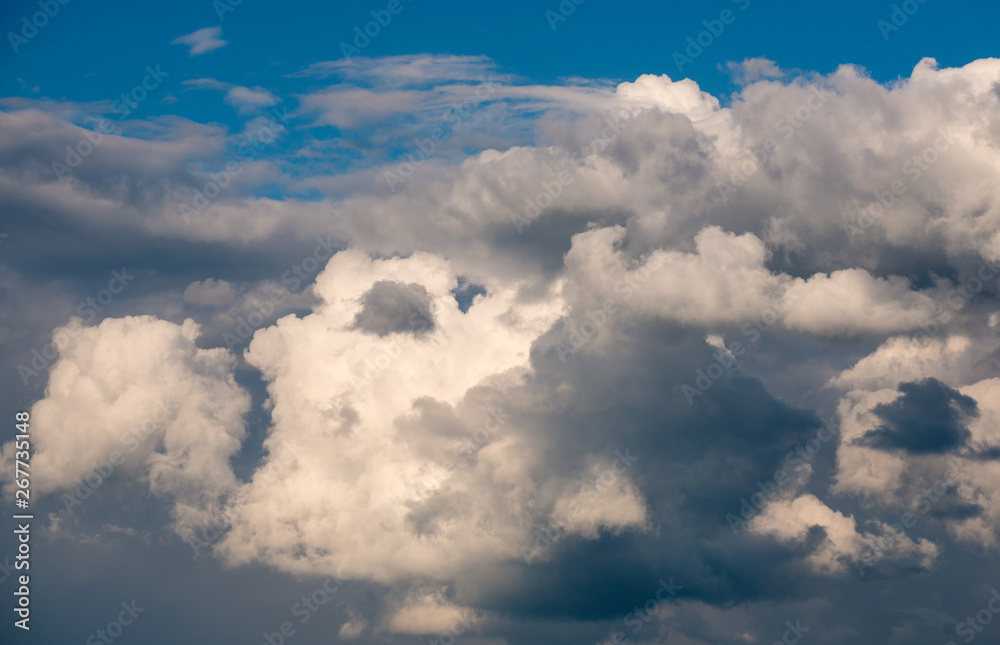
[830,334,1000,548]
[614,73,720,120]
[171,26,227,56]
[0,316,249,535]
[350,280,436,337]
[726,57,784,85]
[563,225,940,336]
[748,494,938,575]
[290,54,508,87]
[857,378,978,454]
[385,592,474,635]
[182,79,279,115]
[210,249,653,585]
[224,86,278,114]
[183,278,238,306]
[7,53,1000,642]
[337,611,367,639]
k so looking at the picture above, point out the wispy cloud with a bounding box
[171,26,227,56]
[183,78,278,115]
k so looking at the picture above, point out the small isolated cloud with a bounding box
[224,86,278,114]
[290,53,507,87]
[172,26,227,56]
[183,279,239,306]
[386,593,474,635]
[182,78,278,115]
[725,57,783,85]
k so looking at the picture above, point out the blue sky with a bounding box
[3,1,1000,644]
[4,0,999,128]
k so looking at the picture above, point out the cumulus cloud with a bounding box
[8,52,1000,642]
[208,248,649,584]
[829,333,1000,548]
[0,316,249,534]
[748,494,938,575]
[563,225,939,336]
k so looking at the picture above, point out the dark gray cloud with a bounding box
[351,280,435,336]
[857,378,978,454]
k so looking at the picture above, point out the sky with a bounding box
[1,0,1000,643]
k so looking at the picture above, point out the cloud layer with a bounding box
[4,54,1000,644]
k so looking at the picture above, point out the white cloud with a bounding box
[182,79,279,115]
[291,54,508,87]
[615,73,720,120]
[337,611,367,639]
[726,57,784,85]
[563,225,939,336]
[385,592,474,635]
[209,248,647,587]
[0,316,249,536]
[749,494,938,575]
[224,86,278,114]
[171,26,227,56]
